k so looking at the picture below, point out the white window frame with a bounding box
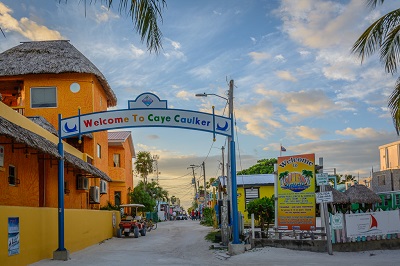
[113,153,120,167]
[97,144,101,158]
[245,187,259,205]
[30,87,57,108]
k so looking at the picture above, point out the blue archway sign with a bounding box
[60,92,232,139]
[56,93,239,256]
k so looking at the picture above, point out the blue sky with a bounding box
[0,0,399,208]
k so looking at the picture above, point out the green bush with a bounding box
[200,207,214,226]
[246,196,274,231]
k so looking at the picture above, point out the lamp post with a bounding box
[195,80,240,244]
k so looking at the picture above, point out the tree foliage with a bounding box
[134,151,154,185]
[128,180,168,212]
[60,0,166,53]
[352,0,400,134]
[237,158,277,175]
[246,196,275,231]
[329,174,356,185]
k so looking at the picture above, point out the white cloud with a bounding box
[176,90,191,100]
[248,51,271,64]
[275,70,297,82]
[293,125,325,140]
[95,6,119,23]
[235,99,282,138]
[129,44,145,58]
[282,89,336,117]
[274,54,286,62]
[277,0,366,49]
[0,3,63,41]
[335,127,381,138]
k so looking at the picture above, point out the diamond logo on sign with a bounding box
[142,96,153,106]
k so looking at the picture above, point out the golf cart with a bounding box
[117,203,147,238]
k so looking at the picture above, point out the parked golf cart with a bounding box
[117,203,147,238]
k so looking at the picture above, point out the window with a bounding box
[8,165,16,186]
[245,187,259,205]
[113,154,120,167]
[115,191,121,206]
[378,175,386,186]
[395,194,400,206]
[64,181,70,194]
[97,144,101,158]
[31,87,57,108]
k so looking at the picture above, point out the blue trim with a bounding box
[57,114,66,251]
[212,107,216,141]
[230,140,240,244]
[78,108,82,143]
[60,108,232,139]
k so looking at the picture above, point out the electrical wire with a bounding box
[234,112,243,173]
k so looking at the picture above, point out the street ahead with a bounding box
[31,219,400,266]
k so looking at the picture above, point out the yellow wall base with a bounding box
[0,206,120,265]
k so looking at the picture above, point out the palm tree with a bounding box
[134,151,154,185]
[352,0,400,134]
[59,1,166,53]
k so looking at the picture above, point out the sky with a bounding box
[0,0,399,209]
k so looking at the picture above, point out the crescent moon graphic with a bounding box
[63,122,77,133]
[216,121,229,131]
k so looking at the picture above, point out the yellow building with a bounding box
[218,174,275,226]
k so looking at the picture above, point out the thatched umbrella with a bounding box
[325,185,349,204]
[344,184,382,204]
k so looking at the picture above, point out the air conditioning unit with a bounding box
[100,180,107,194]
[89,186,100,204]
[77,175,89,190]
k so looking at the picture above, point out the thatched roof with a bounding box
[28,116,58,136]
[324,185,349,204]
[344,184,382,204]
[0,116,61,158]
[0,116,111,181]
[64,153,111,182]
[0,40,117,107]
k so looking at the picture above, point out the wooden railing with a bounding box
[11,106,25,115]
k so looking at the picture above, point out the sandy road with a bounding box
[31,219,400,266]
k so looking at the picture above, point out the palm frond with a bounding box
[366,0,385,9]
[388,77,400,135]
[117,0,166,54]
[381,23,400,74]
[352,9,400,74]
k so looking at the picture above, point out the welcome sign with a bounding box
[277,153,316,230]
[60,93,232,139]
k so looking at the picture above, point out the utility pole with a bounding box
[202,161,207,208]
[188,165,197,200]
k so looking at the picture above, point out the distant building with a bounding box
[371,140,400,209]
[217,174,275,225]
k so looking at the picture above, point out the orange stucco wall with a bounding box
[0,136,40,207]
[0,72,116,209]
[107,139,134,206]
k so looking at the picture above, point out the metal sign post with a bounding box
[318,184,333,255]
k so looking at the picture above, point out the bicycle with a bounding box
[146,219,157,232]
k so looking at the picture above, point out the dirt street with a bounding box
[31,219,400,266]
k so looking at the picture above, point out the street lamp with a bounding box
[195,80,240,245]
